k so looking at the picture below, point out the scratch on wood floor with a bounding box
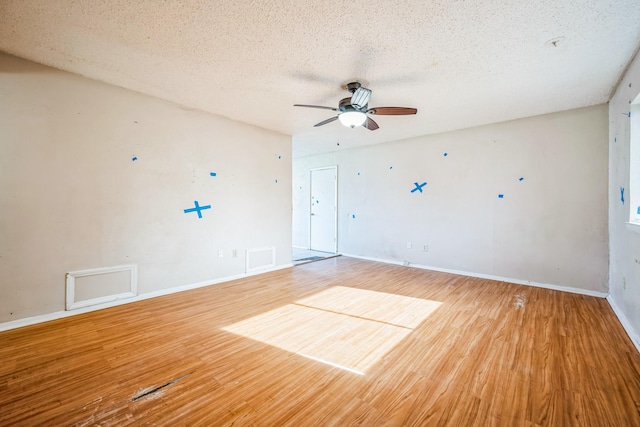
[74,396,103,427]
[513,293,527,310]
[131,373,192,402]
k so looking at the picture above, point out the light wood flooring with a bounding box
[1,257,639,426]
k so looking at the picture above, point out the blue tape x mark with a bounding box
[184,200,211,218]
[411,182,427,193]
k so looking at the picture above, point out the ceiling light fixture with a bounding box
[338,111,367,128]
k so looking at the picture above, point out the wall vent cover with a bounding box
[246,247,276,273]
[65,264,137,310]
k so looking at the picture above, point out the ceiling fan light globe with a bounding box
[338,111,367,128]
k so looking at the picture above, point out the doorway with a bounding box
[291,165,338,265]
[309,166,337,253]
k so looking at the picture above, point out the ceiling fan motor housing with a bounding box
[339,97,365,112]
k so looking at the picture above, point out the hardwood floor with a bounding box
[1,256,639,426]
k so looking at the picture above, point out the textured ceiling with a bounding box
[1,1,640,157]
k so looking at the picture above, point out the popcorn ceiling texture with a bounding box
[0,0,639,156]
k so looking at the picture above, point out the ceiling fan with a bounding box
[294,82,417,130]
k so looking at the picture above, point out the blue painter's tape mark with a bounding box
[498,194,504,199]
[352,214,356,219]
[621,187,625,204]
[278,155,281,159]
[357,172,361,176]
[637,206,640,215]
[519,177,524,181]
[316,200,319,204]
[411,182,427,193]
[275,179,278,183]
[614,137,617,143]
[443,152,448,157]
[132,156,137,161]
[629,112,632,118]
[210,172,217,177]
[183,201,211,219]
[390,166,393,170]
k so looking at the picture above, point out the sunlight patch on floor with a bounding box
[222,286,442,374]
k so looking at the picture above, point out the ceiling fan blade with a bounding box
[314,116,339,127]
[294,104,338,111]
[363,117,379,130]
[367,107,417,115]
[351,87,372,109]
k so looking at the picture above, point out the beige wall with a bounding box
[609,48,640,349]
[0,53,292,323]
[294,105,609,293]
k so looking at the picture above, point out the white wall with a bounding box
[294,105,608,293]
[609,49,640,349]
[0,53,292,324]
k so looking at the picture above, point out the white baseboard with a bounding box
[0,263,293,332]
[341,254,609,298]
[607,295,640,353]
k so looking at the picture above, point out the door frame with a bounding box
[309,165,338,253]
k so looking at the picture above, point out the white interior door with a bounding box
[310,166,337,253]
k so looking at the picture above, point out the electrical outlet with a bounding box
[407,242,412,249]
[218,250,223,258]
[423,244,429,252]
